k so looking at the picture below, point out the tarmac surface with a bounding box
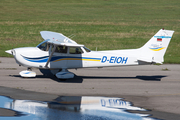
[0,57,180,119]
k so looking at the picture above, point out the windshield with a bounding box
[37,40,50,51]
[83,47,91,52]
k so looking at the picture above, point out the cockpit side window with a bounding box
[69,47,83,54]
[38,42,50,51]
[55,46,67,53]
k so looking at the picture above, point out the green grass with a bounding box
[0,0,180,63]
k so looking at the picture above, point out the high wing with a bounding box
[40,31,84,47]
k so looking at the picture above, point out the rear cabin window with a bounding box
[69,47,83,54]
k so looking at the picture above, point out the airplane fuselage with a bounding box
[11,45,140,70]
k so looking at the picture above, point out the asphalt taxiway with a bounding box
[0,57,180,119]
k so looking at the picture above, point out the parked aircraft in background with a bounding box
[5,29,174,79]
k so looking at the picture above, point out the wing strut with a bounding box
[44,45,56,68]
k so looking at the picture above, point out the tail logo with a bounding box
[149,44,166,51]
[149,47,166,51]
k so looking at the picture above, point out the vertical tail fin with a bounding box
[138,29,174,64]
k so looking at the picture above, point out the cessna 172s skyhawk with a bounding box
[6,29,174,79]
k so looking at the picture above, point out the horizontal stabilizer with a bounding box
[137,57,153,63]
[137,57,162,64]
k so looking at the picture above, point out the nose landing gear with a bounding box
[19,68,36,78]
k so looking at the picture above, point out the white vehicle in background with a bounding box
[6,29,174,80]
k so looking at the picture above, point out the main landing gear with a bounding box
[39,68,74,80]
[55,69,74,80]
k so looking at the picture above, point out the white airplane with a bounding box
[5,29,174,79]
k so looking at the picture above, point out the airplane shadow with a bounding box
[136,75,166,81]
[9,75,166,83]
[9,75,58,81]
[72,75,166,82]
[9,75,83,83]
